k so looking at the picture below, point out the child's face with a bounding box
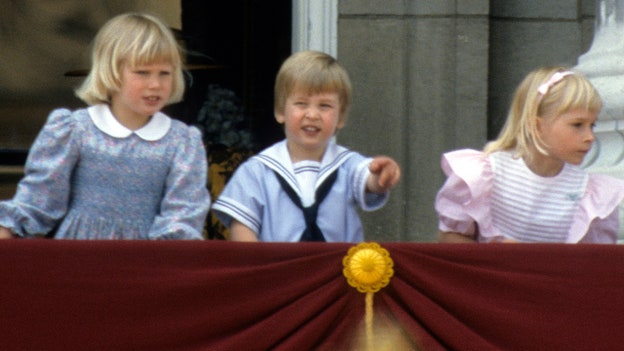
[276,89,344,162]
[536,107,597,166]
[110,61,173,123]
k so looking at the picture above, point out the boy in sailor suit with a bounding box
[212,51,400,242]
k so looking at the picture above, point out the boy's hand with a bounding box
[0,226,15,239]
[366,156,401,193]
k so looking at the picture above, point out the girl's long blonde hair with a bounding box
[485,66,602,162]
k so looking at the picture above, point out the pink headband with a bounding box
[537,71,574,96]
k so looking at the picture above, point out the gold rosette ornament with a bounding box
[343,242,394,350]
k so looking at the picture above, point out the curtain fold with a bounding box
[1,241,624,351]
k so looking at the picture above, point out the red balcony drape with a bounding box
[1,240,624,350]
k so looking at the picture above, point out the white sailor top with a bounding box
[212,140,388,242]
[435,149,624,243]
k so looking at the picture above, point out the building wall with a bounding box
[488,1,596,137]
[336,0,597,242]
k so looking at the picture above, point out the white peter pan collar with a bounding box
[88,104,171,141]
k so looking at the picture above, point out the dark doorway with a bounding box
[178,0,291,152]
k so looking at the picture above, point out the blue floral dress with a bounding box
[0,104,210,239]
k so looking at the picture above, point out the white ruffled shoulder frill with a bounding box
[569,173,624,243]
[436,149,495,239]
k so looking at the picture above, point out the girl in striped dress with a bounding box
[435,67,624,243]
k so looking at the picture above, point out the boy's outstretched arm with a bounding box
[229,220,259,242]
[366,156,401,194]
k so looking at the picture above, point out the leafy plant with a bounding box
[195,84,255,239]
[196,84,255,150]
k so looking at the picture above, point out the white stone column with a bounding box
[577,0,624,177]
[576,0,624,242]
[291,0,338,56]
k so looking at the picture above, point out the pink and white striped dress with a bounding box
[435,149,624,243]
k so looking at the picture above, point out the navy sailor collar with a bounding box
[255,139,354,194]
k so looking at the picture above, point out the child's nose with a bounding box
[148,75,162,88]
[305,108,320,119]
[585,129,595,143]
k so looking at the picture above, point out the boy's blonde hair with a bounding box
[274,50,352,125]
[485,66,602,161]
[75,12,185,105]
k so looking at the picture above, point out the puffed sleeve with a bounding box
[570,173,624,243]
[434,149,493,237]
[148,125,210,240]
[0,108,80,237]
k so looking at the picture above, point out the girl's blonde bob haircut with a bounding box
[75,13,185,105]
[274,50,352,125]
[485,66,602,162]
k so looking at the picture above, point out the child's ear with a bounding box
[275,113,285,124]
[535,115,543,131]
[337,118,345,130]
